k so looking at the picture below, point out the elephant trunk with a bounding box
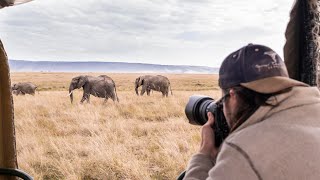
[69,85,74,103]
[135,84,139,95]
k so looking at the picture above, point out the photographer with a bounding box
[183,44,320,179]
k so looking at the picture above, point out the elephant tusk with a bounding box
[68,91,73,96]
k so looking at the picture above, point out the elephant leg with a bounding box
[104,97,108,104]
[80,96,86,103]
[146,86,151,96]
[80,93,89,103]
[140,86,146,96]
[87,94,90,103]
[111,94,116,102]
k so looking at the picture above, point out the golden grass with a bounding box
[10,72,219,91]
[11,72,221,180]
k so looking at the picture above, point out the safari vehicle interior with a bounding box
[0,0,319,179]
[1,2,34,180]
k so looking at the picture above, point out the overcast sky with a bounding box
[0,0,294,67]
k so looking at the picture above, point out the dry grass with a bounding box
[11,72,221,180]
[10,72,219,91]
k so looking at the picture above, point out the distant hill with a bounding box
[8,60,218,74]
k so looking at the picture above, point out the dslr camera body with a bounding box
[185,95,230,147]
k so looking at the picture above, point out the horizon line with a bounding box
[9,59,218,68]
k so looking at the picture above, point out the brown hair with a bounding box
[223,86,274,132]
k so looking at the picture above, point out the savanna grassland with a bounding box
[11,72,221,180]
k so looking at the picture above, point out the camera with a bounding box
[185,95,230,147]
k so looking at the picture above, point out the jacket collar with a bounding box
[230,86,320,135]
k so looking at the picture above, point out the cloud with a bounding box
[0,0,293,66]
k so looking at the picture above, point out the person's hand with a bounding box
[199,112,218,160]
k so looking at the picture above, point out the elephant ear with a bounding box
[139,77,145,85]
[77,76,87,88]
[135,77,144,86]
[135,77,140,84]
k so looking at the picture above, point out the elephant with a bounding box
[135,75,173,97]
[11,82,37,95]
[68,75,119,103]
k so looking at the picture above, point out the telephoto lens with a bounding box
[185,95,213,125]
[185,95,230,147]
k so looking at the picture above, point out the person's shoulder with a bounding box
[224,121,272,148]
[291,86,320,99]
[223,107,320,156]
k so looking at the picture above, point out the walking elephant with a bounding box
[135,75,172,97]
[69,75,119,103]
[11,82,37,95]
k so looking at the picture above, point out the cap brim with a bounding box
[240,76,308,94]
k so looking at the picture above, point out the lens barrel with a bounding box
[185,95,214,125]
[185,95,230,147]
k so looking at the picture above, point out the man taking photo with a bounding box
[183,43,320,179]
